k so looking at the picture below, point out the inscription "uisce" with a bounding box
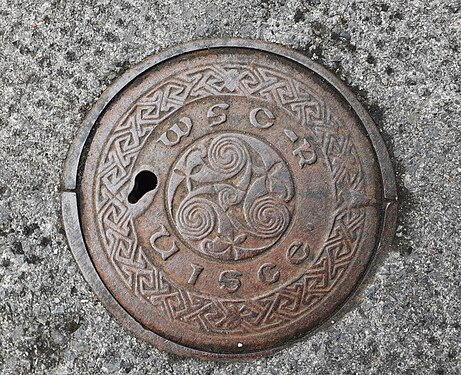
[150,224,312,293]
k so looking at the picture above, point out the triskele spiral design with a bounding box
[208,135,248,176]
[176,197,216,240]
[247,195,290,238]
[168,132,296,261]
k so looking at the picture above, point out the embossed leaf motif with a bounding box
[233,233,247,245]
[173,168,185,177]
[200,232,248,260]
[266,162,295,202]
[201,236,231,256]
[174,146,208,192]
[190,164,203,175]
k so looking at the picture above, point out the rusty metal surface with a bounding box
[62,39,397,360]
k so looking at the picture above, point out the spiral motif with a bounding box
[247,195,290,238]
[208,135,248,176]
[176,197,216,240]
[218,185,242,207]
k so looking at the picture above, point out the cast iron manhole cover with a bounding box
[62,39,397,360]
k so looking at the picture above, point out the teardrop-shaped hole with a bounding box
[128,170,157,204]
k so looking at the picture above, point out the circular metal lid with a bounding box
[62,39,397,360]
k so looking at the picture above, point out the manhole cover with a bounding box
[62,39,397,360]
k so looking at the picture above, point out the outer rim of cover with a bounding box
[61,38,398,361]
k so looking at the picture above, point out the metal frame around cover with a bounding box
[61,38,398,361]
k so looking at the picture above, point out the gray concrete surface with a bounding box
[0,0,460,374]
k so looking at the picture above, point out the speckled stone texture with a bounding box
[0,1,460,374]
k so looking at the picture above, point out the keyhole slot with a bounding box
[128,170,158,204]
